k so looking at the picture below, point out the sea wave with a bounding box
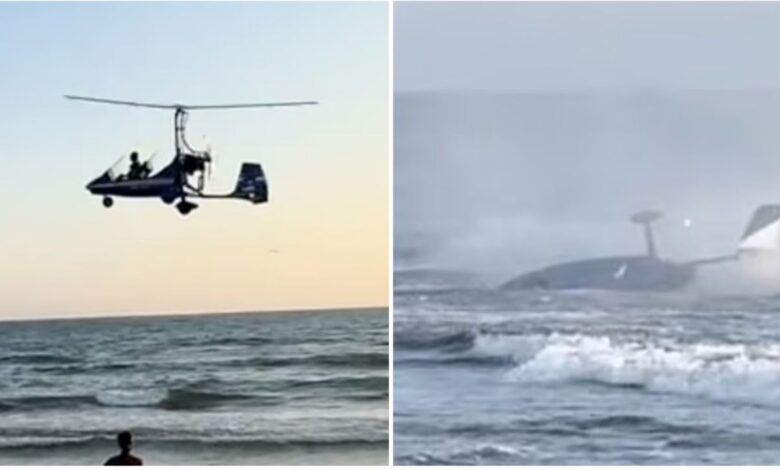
[284,375,388,391]
[393,267,486,292]
[0,353,78,365]
[0,394,101,411]
[0,372,387,413]
[20,350,388,376]
[0,387,283,412]
[394,329,476,352]
[394,287,482,298]
[396,325,780,407]
[0,433,387,450]
[446,414,704,438]
[396,443,526,465]
[28,362,134,375]
[505,333,780,407]
[395,356,512,367]
[394,329,547,365]
[158,388,278,410]
[235,351,387,368]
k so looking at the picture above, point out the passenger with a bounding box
[104,430,143,466]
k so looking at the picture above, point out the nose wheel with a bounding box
[102,197,113,208]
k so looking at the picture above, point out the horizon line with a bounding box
[0,305,389,324]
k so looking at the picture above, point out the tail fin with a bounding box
[232,163,268,204]
[739,205,780,251]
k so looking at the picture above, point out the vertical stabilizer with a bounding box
[232,163,268,204]
[739,205,780,251]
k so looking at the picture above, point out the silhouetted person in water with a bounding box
[104,431,143,466]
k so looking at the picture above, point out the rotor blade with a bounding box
[65,95,318,110]
[182,101,318,110]
[64,95,176,109]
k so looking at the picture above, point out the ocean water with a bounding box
[394,268,780,465]
[0,308,388,465]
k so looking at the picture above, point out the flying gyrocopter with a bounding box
[66,95,317,215]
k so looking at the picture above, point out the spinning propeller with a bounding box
[64,95,318,110]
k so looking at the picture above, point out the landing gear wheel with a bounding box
[102,197,113,208]
[176,202,191,215]
[176,200,197,215]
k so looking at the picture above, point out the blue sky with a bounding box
[0,2,389,318]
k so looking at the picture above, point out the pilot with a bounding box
[128,152,143,179]
[127,152,150,179]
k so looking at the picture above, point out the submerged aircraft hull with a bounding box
[501,256,695,291]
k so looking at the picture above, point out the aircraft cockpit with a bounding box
[105,152,158,181]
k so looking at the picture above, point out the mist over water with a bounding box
[395,92,780,284]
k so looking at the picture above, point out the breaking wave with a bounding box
[397,326,780,407]
[505,333,780,406]
[394,328,549,365]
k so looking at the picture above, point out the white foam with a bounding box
[407,442,527,464]
[96,388,165,407]
[504,333,780,406]
[469,443,523,457]
[469,333,548,363]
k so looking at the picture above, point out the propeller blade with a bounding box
[65,95,318,110]
[183,101,318,110]
[65,95,176,109]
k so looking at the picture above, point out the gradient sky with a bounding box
[396,2,780,92]
[0,2,388,319]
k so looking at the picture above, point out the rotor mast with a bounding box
[174,107,186,158]
[631,210,662,259]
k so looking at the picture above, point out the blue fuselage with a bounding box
[86,161,181,200]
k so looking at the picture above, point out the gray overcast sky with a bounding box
[395,2,780,92]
